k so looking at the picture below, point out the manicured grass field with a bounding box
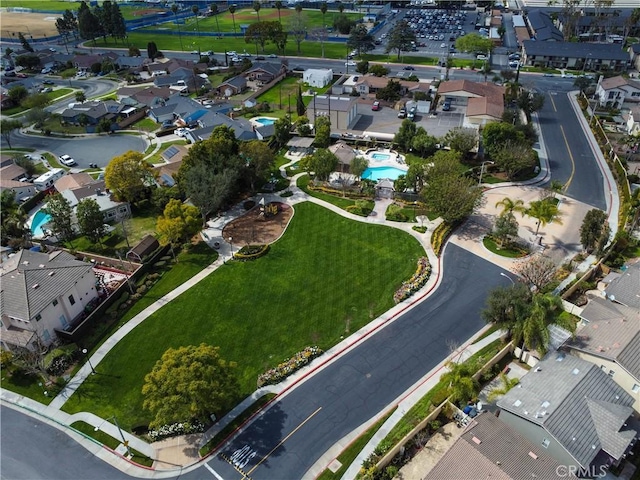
[149,8,361,34]
[94,31,353,59]
[3,88,74,116]
[62,202,424,430]
[0,0,76,10]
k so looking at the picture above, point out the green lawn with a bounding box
[130,117,158,133]
[0,0,76,10]
[297,175,374,215]
[145,140,187,164]
[148,8,361,35]
[94,32,355,59]
[39,117,86,135]
[62,202,424,430]
[482,236,529,258]
[3,88,74,116]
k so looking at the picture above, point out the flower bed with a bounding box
[257,346,323,387]
[431,222,455,257]
[393,257,431,304]
[148,419,206,441]
[233,244,270,261]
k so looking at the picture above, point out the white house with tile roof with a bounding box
[0,250,99,350]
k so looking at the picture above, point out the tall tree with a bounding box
[171,4,184,51]
[515,255,557,291]
[253,1,261,22]
[385,21,416,60]
[181,162,238,221]
[56,9,79,43]
[0,190,27,248]
[495,196,526,215]
[526,199,563,236]
[289,10,308,54]
[411,128,439,158]
[239,140,276,192]
[314,116,331,148]
[273,116,292,146]
[275,0,283,24]
[493,212,519,248]
[300,149,338,181]
[0,119,22,149]
[580,208,610,254]
[296,84,305,117]
[440,359,480,405]
[142,344,239,429]
[110,2,127,43]
[350,156,368,180]
[320,2,328,58]
[44,193,75,242]
[147,41,158,60]
[444,127,477,156]
[493,140,537,180]
[18,33,34,53]
[455,32,493,56]
[191,5,200,48]
[157,199,201,247]
[104,151,155,203]
[347,24,374,57]
[245,21,272,54]
[76,198,106,243]
[481,283,532,336]
[210,4,220,35]
[77,1,101,45]
[229,4,237,34]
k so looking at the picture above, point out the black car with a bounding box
[42,80,55,85]
[292,66,305,72]
[403,65,415,71]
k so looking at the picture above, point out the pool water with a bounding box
[255,118,275,126]
[362,166,407,181]
[31,210,52,237]
[371,153,391,161]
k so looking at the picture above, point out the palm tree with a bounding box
[171,4,184,51]
[253,1,261,22]
[526,199,563,236]
[441,360,480,406]
[487,373,519,402]
[547,180,564,199]
[210,4,220,36]
[445,57,455,81]
[495,197,526,216]
[295,3,302,17]
[338,2,344,14]
[320,2,328,58]
[191,5,200,52]
[478,62,493,82]
[512,293,575,359]
[275,0,283,24]
[229,4,237,34]
[481,283,531,338]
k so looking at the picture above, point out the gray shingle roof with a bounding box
[497,354,636,468]
[246,61,283,77]
[527,10,563,41]
[219,75,247,90]
[426,414,569,480]
[617,333,640,381]
[0,250,94,321]
[565,297,639,369]
[523,40,630,61]
[604,262,640,308]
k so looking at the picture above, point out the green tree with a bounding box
[275,0,283,24]
[301,149,338,181]
[105,151,155,203]
[0,190,27,248]
[26,107,50,129]
[333,13,355,35]
[495,196,526,215]
[157,199,201,248]
[76,198,106,243]
[350,156,368,179]
[579,208,610,254]
[385,21,416,60]
[411,128,438,158]
[15,156,37,177]
[493,212,519,248]
[526,199,563,236]
[375,79,402,102]
[455,33,493,56]
[78,1,101,45]
[191,5,201,43]
[44,193,75,242]
[368,65,389,77]
[21,93,51,110]
[0,119,22,149]
[18,32,34,53]
[440,359,480,405]
[444,127,477,156]
[296,85,305,117]
[240,140,276,192]
[56,9,78,41]
[171,4,184,51]
[516,91,545,119]
[75,91,86,103]
[245,21,273,54]
[347,24,374,56]
[314,116,331,148]
[210,3,220,35]
[319,2,328,57]
[8,85,28,105]
[492,140,537,179]
[487,373,519,402]
[273,116,292,146]
[394,119,417,152]
[253,1,261,22]
[229,4,237,34]
[356,60,369,75]
[14,54,40,69]
[289,9,308,54]
[142,344,239,429]
[147,41,158,60]
[573,76,592,94]
[96,117,112,134]
[481,283,532,337]
[482,122,526,159]
[477,62,493,82]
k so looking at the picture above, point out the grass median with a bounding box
[61,202,424,430]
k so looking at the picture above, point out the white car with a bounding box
[59,154,77,166]
[345,61,357,66]
[268,53,278,58]
[175,128,190,138]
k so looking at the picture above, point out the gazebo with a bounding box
[286,136,315,156]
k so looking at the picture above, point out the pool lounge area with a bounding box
[29,208,52,239]
[250,116,278,127]
[360,148,408,181]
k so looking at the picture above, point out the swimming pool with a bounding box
[254,117,275,126]
[371,153,391,161]
[362,166,407,181]
[30,210,52,238]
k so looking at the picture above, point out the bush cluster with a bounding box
[147,419,206,441]
[393,257,431,303]
[431,222,454,257]
[257,346,323,387]
[234,244,269,261]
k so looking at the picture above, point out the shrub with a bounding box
[136,285,147,295]
[394,257,431,303]
[147,419,206,441]
[257,346,323,387]
[234,244,269,260]
[431,222,454,256]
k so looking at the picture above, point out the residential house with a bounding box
[563,295,640,411]
[153,67,210,94]
[306,95,359,131]
[351,76,431,97]
[60,100,138,127]
[58,180,131,224]
[114,55,148,72]
[426,414,571,480]
[522,40,630,73]
[146,58,198,76]
[526,10,564,41]
[53,172,94,193]
[328,141,357,173]
[244,62,287,85]
[72,52,118,72]
[186,114,257,142]
[630,44,640,73]
[624,104,640,136]
[154,144,191,187]
[437,80,505,125]
[0,249,100,349]
[116,85,172,108]
[216,75,248,97]
[604,262,640,309]
[303,69,333,88]
[596,76,640,109]
[0,163,35,201]
[497,353,640,475]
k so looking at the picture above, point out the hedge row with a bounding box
[431,222,454,257]
[234,244,270,260]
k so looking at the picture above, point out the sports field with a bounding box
[0,11,61,38]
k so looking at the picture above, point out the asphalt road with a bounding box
[207,244,510,480]
[2,130,146,168]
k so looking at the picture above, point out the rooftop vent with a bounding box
[534,367,542,372]
[514,400,522,407]
[32,284,39,289]
[541,401,550,408]
[572,368,580,375]
[556,353,565,361]
[39,264,45,268]
[529,452,538,460]
[48,271,55,276]
[472,436,482,445]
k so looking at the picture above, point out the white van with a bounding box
[33,168,66,191]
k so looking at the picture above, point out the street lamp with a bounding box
[82,348,96,374]
[95,416,131,457]
[500,272,515,285]
[478,161,494,185]
[228,236,234,260]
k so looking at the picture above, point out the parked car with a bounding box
[42,80,54,85]
[372,101,381,111]
[58,154,76,166]
[268,53,278,58]
[255,56,265,60]
[442,100,451,111]
[162,120,175,129]
[398,108,407,119]
[175,127,190,137]
[403,65,415,70]
[204,50,213,56]
[509,61,519,68]
[408,106,417,120]
[40,87,53,93]
[345,61,357,67]
[41,68,52,74]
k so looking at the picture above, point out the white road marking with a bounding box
[204,462,225,480]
